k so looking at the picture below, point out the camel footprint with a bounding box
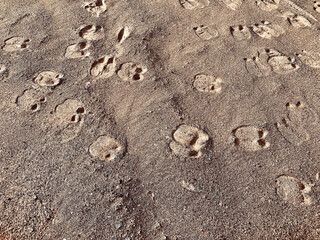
[193,74,222,93]
[231,22,283,41]
[33,71,63,87]
[89,136,122,161]
[255,0,279,12]
[282,11,312,28]
[117,62,147,82]
[170,125,209,158]
[193,25,219,40]
[90,56,116,79]
[65,42,91,59]
[230,25,251,41]
[54,99,86,143]
[296,50,320,69]
[286,101,318,126]
[16,89,47,112]
[276,175,313,205]
[250,21,284,39]
[276,117,310,146]
[179,0,209,10]
[79,25,104,41]
[245,48,299,77]
[244,49,271,77]
[84,0,107,17]
[276,101,317,146]
[2,37,30,52]
[232,126,270,151]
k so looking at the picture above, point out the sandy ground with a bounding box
[1,0,320,239]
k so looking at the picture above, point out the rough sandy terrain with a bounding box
[1,0,320,239]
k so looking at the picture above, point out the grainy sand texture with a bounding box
[1,0,320,239]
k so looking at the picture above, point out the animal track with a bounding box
[89,136,122,161]
[179,0,210,10]
[193,74,222,93]
[33,71,63,87]
[286,101,318,126]
[282,11,312,28]
[55,99,86,143]
[296,50,320,68]
[79,25,104,41]
[65,42,91,59]
[170,125,209,158]
[255,0,279,11]
[117,27,130,43]
[244,56,271,77]
[230,25,251,41]
[55,99,86,125]
[250,21,284,39]
[90,56,116,79]
[84,0,107,17]
[193,25,219,40]
[222,0,243,10]
[276,101,317,146]
[267,54,299,74]
[276,117,310,146]
[2,37,30,52]
[16,89,47,112]
[314,1,320,13]
[117,62,147,82]
[232,126,270,151]
[245,48,299,76]
[276,175,313,205]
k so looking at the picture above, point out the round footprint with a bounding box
[89,136,122,161]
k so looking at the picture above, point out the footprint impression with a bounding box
[296,50,320,69]
[230,25,251,41]
[250,21,284,39]
[2,37,30,52]
[276,101,317,146]
[179,0,210,10]
[79,25,104,41]
[54,99,86,143]
[33,71,63,87]
[89,136,122,161]
[222,0,243,10]
[193,74,222,93]
[90,56,116,79]
[282,11,312,28]
[232,125,270,151]
[193,25,219,41]
[16,71,63,112]
[276,175,313,205]
[65,42,91,59]
[245,48,299,77]
[255,0,279,12]
[170,125,209,158]
[231,21,283,41]
[84,0,107,17]
[117,62,147,83]
[16,89,47,112]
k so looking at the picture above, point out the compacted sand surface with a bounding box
[1,0,320,239]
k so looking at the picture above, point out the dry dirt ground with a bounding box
[2,0,320,239]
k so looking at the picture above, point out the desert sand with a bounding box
[1,0,320,239]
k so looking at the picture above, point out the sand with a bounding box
[1,0,320,239]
